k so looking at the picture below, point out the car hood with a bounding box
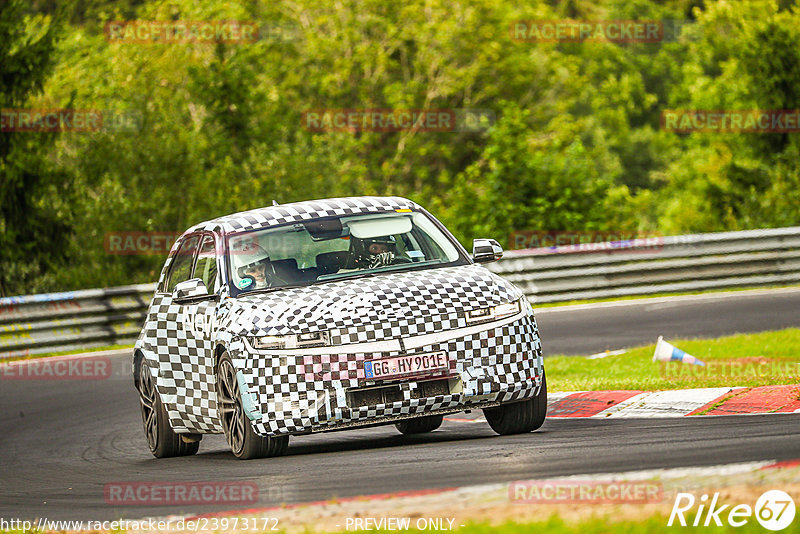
[220,264,524,339]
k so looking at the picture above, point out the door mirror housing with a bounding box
[173,278,216,303]
[472,238,503,263]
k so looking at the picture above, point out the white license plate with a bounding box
[364,352,448,380]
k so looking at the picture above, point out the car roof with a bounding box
[185,196,421,235]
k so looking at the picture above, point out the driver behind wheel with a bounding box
[360,236,398,269]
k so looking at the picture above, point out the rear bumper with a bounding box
[237,309,543,437]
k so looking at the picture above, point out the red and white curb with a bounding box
[445,385,800,423]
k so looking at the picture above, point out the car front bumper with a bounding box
[233,307,544,437]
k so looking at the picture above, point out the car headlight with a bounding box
[466,299,521,325]
[251,331,329,350]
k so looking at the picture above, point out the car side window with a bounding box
[194,234,218,291]
[166,235,200,293]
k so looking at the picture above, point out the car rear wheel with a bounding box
[395,414,444,434]
[138,357,200,458]
[483,371,547,435]
[216,352,289,460]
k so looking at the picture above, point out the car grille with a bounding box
[412,378,450,398]
[346,378,452,408]
[346,384,404,407]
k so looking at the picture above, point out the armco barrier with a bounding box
[487,226,800,303]
[0,284,155,359]
[1,227,799,359]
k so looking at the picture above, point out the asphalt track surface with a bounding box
[537,287,800,355]
[2,289,800,521]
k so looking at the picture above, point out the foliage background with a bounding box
[2,0,799,296]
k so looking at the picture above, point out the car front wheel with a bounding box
[216,352,289,460]
[483,371,547,435]
[138,357,200,458]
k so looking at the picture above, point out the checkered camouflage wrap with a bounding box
[225,265,519,339]
[134,197,543,437]
[137,295,222,433]
[191,196,417,235]
[244,312,542,435]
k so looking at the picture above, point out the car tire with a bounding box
[395,414,444,435]
[216,352,289,460]
[483,370,547,435]
[138,357,200,458]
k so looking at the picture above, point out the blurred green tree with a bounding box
[0,0,71,296]
[5,0,800,292]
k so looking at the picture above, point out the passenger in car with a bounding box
[235,246,286,290]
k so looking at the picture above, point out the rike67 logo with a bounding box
[669,490,796,531]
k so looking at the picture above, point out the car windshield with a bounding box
[226,211,465,294]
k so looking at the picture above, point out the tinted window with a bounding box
[166,235,200,293]
[194,234,217,290]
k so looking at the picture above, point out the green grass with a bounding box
[0,516,781,534]
[285,515,787,534]
[3,343,133,363]
[453,516,776,533]
[533,283,800,308]
[546,328,800,391]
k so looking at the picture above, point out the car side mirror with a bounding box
[173,278,215,303]
[472,238,503,263]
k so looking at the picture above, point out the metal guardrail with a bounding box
[0,284,155,359]
[487,226,800,303]
[1,227,799,359]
